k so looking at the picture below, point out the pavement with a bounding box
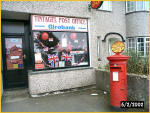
[1,86,145,112]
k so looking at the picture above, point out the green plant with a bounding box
[123,50,149,75]
[98,64,102,69]
[104,63,109,71]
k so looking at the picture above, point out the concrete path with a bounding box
[2,87,145,112]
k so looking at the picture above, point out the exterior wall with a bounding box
[1,1,126,93]
[126,12,149,37]
[28,68,95,95]
[2,1,126,68]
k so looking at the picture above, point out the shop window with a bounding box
[127,37,149,57]
[98,1,112,11]
[126,1,149,13]
[31,15,89,70]
[33,32,89,70]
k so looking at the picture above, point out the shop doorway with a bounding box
[2,21,29,89]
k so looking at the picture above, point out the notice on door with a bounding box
[113,72,119,81]
[5,38,24,70]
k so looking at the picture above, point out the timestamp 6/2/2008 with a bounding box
[120,101,144,108]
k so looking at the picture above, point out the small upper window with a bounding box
[98,1,112,11]
[127,1,136,12]
[126,1,149,13]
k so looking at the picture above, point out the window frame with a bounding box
[30,14,91,71]
[126,1,149,13]
[127,38,136,51]
[31,30,90,71]
[127,37,149,57]
[98,1,112,11]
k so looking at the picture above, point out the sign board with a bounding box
[113,72,119,81]
[31,15,88,32]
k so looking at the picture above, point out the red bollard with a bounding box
[107,53,129,108]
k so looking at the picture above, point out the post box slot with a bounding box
[110,66,122,72]
[110,66,121,69]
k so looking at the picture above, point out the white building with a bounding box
[1,1,149,95]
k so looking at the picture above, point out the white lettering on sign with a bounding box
[113,72,119,81]
[32,15,88,32]
[10,39,18,42]
[11,56,19,60]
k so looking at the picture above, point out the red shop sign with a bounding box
[91,1,103,9]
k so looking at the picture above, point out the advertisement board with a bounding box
[32,15,88,32]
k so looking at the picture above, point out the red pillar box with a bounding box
[107,41,129,108]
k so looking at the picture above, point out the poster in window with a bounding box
[35,64,44,69]
[61,33,68,48]
[35,53,42,64]
[5,38,24,70]
[35,52,45,69]
[48,53,59,68]
[59,61,65,67]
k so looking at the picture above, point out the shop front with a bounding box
[2,20,30,89]
[31,15,90,70]
[2,15,95,94]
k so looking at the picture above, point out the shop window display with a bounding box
[33,31,89,70]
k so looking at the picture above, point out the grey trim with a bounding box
[28,67,93,75]
[127,36,149,38]
[96,9,112,12]
[126,11,149,15]
[97,36,101,61]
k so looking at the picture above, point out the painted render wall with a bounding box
[28,68,95,95]
[126,12,149,37]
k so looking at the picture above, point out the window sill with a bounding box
[126,10,149,15]
[28,66,93,75]
[96,9,112,12]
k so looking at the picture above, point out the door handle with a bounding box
[23,54,26,59]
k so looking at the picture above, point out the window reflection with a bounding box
[126,1,149,13]
[33,32,89,70]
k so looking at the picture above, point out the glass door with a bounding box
[3,36,28,89]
